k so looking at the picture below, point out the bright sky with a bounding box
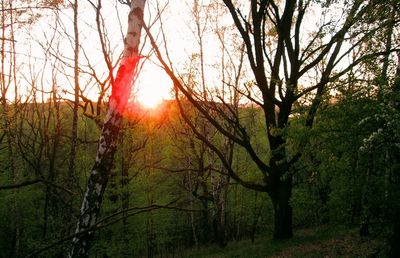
[7,0,355,109]
[11,1,196,107]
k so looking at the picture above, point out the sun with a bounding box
[137,84,165,108]
[136,66,171,109]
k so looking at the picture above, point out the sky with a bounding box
[5,0,366,108]
[9,1,190,106]
[6,0,251,108]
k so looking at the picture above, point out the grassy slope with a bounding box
[182,226,386,258]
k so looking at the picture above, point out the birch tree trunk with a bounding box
[69,1,146,257]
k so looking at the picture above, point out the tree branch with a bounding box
[0,179,76,195]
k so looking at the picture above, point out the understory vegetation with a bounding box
[1,95,399,257]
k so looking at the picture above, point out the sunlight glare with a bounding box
[136,67,171,109]
[137,84,164,108]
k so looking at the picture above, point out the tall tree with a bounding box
[67,0,80,198]
[0,1,20,255]
[146,0,398,239]
[69,0,146,256]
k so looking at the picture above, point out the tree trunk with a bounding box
[200,198,211,243]
[250,191,259,243]
[389,162,400,258]
[213,199,227,247]
[359,155,372,236]
[119,131,132,257]
[69,1,146,257]
[269,176,293,240]
[67,0,80,198]
[212,173,229,247]
[188,170,199,246]
[1,1,20,255]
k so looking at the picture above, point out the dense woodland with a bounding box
[1,0,400,257]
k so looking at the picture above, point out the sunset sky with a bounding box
[11,0,341,108]
[12,0,216,108]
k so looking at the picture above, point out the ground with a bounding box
[182,225,386,258]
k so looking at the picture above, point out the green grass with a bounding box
[181,225,385,258]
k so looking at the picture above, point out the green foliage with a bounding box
[1,90,398,256]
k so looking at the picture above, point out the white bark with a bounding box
[69,1,146,257]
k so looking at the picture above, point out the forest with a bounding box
[0,0,399,257]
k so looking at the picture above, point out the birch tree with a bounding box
[69,0,146,256]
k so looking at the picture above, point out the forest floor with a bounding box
[182,225,387,258]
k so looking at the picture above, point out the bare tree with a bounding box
[146,0,399,239]
[67,0,80,198]
[0,1,20,255]
[69,0,147,256]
